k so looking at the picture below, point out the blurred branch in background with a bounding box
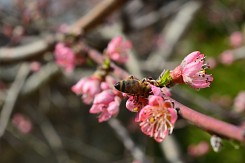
[0,63,30,137]
[146,0,202,70]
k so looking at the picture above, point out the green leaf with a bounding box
[157,70,172,87]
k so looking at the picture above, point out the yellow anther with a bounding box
[150,117,155,123]
[133,107,138,112]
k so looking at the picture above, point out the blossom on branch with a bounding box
[106,36,132,64]
[54,43,75,72]
[170,51,213,89]
[138,95,177,142]
[90,90,121,122]
[71,76,102,104]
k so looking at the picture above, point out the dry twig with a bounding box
[0,63,30,137]
[108,118,148,163]
[146,0,202,69]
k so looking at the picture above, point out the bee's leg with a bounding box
[141,78,147,82]
[128,75,134,79]
[128,75,138,80]
[136,95,139,103]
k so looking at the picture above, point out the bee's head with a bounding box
[114,81,121,91]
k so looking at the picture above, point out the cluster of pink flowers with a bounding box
[72,75,122,122]
[125,85,177,142]
[106,36,132,64]
[171,51,213,89]
[90,90,121,122]
[72,76,102,104]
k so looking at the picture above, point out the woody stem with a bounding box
[172,99,245,143]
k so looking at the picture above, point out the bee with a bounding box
[114,76,152,97]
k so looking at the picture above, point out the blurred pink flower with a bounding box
[54,43,75,72]
[233,91,245,113]
[30,61,41,72]
[219,50,234,65]
[188,141,210,157]
[90,90,121,122]
[58,24,70,33]
[12,113,32,134]
[71,76,101,104]
[138,96,177,142]
[171,51,213,89]
[206,57,217,69]
[229,31,243,48]
[106,36,132,64]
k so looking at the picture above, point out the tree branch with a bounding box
[70,0,129,34]
[0,63,30,137]
[173,99,245,142]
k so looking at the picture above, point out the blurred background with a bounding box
[0,0,245,162]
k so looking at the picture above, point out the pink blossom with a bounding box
[233,91,245,113]
[206,57,217,69]
[220,50,234,65]
[12,113,32,134]
[90,90,121,122]
[71,76,101,104]
[126,96,148,113]
[161,87,172,96]
[188,141,210,157]
[171,51,213,89]
[101,76,118,90]
[151,85,172,97]
[30,61,41,72]
[106,36,132,64]
[138,96,177,142]
[229,31,243,48]
[54,43,75,72]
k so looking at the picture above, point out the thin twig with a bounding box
[62,137,117,163]
[160,136,183,163]
[0,36,55,62]
[130,1,183,30]
[0,63,30,137]
[0,0,129,62]
[6,128,50,157]
[146,0,202,70]
[229,46,245,60]
[25,105,72,163]
[108,118,149,163]
[20,63,61,96]
[70,0,129,34]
